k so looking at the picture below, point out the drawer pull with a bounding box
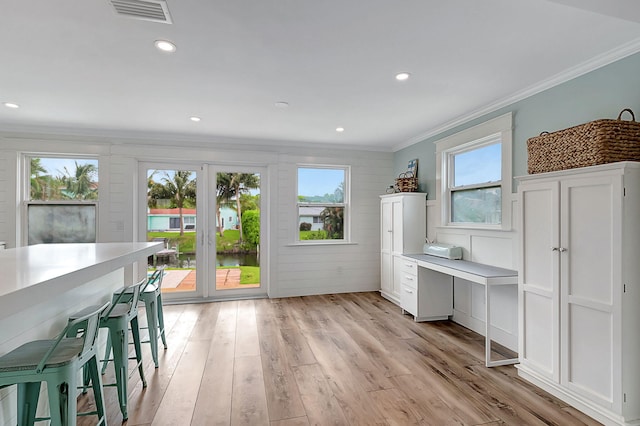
[404,289,414,294]
[405,263,414,267]
[405,276,414,281]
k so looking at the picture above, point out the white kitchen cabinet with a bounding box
[380,193,426,305]
[517,162,640,426]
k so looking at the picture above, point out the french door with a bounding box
[140,162,205,301]
[139,162,266,301]
[208,165,265,299]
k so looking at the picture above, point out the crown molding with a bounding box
[393,36,640,152]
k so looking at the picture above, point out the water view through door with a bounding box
[213,171,261,293]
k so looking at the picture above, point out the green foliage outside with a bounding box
[299,222,311,231]
[216,229,240,252]
[148,231,196,253]
[241,210,260,248]
[300,230,328,240]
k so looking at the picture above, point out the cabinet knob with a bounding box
[559,247,567,252]
[551,247,559,251]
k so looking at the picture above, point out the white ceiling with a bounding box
[1,0,640,151]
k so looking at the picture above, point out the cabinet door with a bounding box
[381,200,394,297]
[381,200,393,253]
[519,180,560,381]
[560,174,621,408]
[381,252,393,294]
[392,200,403,255]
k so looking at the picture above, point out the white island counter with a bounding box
[0,242,163,425]
[0,242,162,321]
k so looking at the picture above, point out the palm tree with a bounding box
[30,158,48,200]
[61,161,98,200]
[159,171,196,236]
[216,173,234,236]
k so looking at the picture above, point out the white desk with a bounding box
[404,254,518,367]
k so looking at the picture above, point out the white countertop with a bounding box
[0,242,163,320]
[403,254,518,285]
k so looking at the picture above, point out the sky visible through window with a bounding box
[453,143,501,187]
[37,157,98,177]
[298,168,344,199]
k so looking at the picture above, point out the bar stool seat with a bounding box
[0,302,109,426]
[70,279,147,421]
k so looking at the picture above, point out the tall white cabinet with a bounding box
[517,162,640,426]
[380,193,426,305]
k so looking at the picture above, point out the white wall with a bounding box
[0,132,393,299]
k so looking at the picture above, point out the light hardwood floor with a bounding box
[78,292,601,425]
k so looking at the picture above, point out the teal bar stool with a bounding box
[99,279,147,421]
[138,266,167,367]
[109,267,167,368]
[71,279,147,421]
[0,302,110,426]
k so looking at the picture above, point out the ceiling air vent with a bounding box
[110,0,173,24]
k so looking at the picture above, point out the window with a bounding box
[297,166,349,242]
[436,113,512,230]
[25,155,98,244]
[449,138,502,224]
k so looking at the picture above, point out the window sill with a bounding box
[436,225,514,233]
[287,241,358,247]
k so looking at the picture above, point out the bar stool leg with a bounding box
[46,380,76,426]
[131,316,147,387]
[145,296,160,367]
[101,334,112,375]
[157,293,167,349]
[17,382,40,426]
[86,356,107,423]
[109,321,129,420]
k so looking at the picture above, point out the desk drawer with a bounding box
[401,273,417,290]
[400,259,418,276]
[401,284,417,316]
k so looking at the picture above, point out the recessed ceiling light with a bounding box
[274,101,289,108]
[3,102,19,109]
[190,116,201,122]
[154,40,176,53]
[395,72,411,81]
[336,127,345,133]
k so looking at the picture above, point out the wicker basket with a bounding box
[527,109,640,174]
[395,172,418,192]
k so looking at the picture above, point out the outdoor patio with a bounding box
[161,268,259,292]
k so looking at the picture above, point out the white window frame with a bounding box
[21,153,100,245]
[435,112,513,231]
[295,164,351,244]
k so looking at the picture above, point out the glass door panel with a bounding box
[211,169,264,297]
[142,163,203,300]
